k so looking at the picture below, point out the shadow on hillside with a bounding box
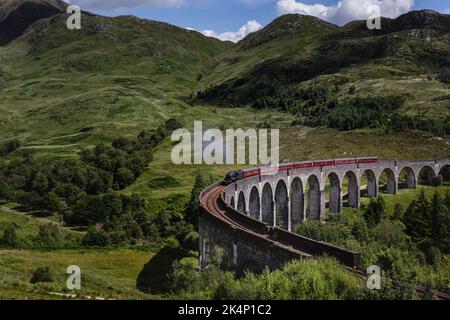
[136,247,186,295]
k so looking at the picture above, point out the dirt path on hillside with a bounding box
[0,205,83,233]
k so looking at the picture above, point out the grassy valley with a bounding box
[0,0,449,300]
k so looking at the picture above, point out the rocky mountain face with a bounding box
[0,0,67,45]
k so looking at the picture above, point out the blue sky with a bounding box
[68,0,450,42]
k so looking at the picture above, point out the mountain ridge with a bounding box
[194,9,450,109]
[0,0,68,45]
[0,2,448,153]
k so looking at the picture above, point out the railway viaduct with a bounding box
[223,159,450,232]
[199,158,450,274]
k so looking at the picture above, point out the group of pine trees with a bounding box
[403,191,450,257]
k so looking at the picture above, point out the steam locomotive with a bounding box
[224,157,379,184]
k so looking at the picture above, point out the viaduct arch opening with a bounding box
[275,181,289,230]
[419,166,436,186]
[290,178,304,229]
[261,183,274,225]
[249,187,260,219]
[306,175,321,220]
[379,168,396,194]
[237,192,246,213]
[230,197,235,209]
[439,165,450,185]
[343,171,359,208]
[399,167,416,190]
[326,173,341,214]
[360,169,377,198]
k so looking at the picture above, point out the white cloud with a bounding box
[66,0,185,11]
[276,0,415,25]
[200,20,263,42]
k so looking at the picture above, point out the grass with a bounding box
[0,7,449,300]
[0,207,192,300]
[0,209,42,238]
[0,248,156,299]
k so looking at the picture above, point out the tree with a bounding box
[102,193,123,218]
[364,197,385,228]
[81,228,111,247]
[185,174,211,229]
[165,118,182,131]
[403,191,431,244]
[430,192,450,252]
[45,191,63,213]
[1,226,19,248]
[115,167,135,189]
[438,67,450,83]
[432,176,443,187]
[35,224,63,249]
[30,267,53,284]
[0,139,21,156]
[32,172,49,196]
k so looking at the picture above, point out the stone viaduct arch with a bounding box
[223,159,450,232]
[379,168,397,195]
[307,175,321,221]
[399,167,416,189]
[237,191,246,213]
[261,183,274,225]
[419,166,437,186]
[290,178,304,229]
[326,173,341,214]
[275,180,289,230]
[344,171,360,208]
[439,165,450,184]
[361,169,378,198]
[249,187,260,219]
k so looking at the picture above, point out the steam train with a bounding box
[224,157,379,184]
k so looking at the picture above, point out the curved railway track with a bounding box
[200,182,450,300]
[202,184,312,257]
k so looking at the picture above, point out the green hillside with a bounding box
[0,7,231,157]
[195,11,450,122]
[1,0,450,300]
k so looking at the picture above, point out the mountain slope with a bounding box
[196,10,450,119]
[0,2,232,154]
[0,0,67,45]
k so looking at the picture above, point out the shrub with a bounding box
[295,221,351,246]
[438,67,450,83]
[35,224,63,249]
[1,226,19,248]
[372,220,408,248]
[30,267,53,284]
[0,139,21,156]
[364,197,385,228]
[81,229,111,247]
[432,175,443,187]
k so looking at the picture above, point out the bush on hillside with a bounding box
[30,267,53,284]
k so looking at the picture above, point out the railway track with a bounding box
[202,184,312,257]
[200,183,450,300]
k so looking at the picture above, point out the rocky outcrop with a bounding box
[0,0,66,45]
